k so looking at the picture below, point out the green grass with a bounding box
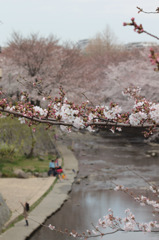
[0,154,57,177]
[0,117,58,177]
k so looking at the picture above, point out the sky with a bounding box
[0,0,159,46]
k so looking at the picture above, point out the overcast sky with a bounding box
[0,0,159,46]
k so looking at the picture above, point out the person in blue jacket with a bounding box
[48,160,56,176]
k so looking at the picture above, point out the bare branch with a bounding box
[137,6,159,14]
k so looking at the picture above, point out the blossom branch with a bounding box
[123,18,159,41]
[114,168,159,214]
[0,108,73,126]
[1,107,159,129]
[17,207,159,239]
[1,86,159,136]
[149,48,159,71]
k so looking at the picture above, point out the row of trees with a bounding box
[0,27,144,106]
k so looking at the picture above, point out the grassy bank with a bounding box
[0,117,57,177]
[0,154,56,177]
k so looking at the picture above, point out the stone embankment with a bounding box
[0,194,10,232]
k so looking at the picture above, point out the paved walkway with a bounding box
[0,141,78,240]
[0,177,56,226]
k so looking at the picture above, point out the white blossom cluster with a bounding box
[52,99,84,131]
[33,106,48,117]
[122,86,141,99]
[150,103,159,124]
[103,105,122,120]
[135,195,159,211]
[149,185,159,194]
[129,111,147,126]
[97,208,159,233]
[6,106,16,111]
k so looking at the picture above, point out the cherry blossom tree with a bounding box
[1,4,159,238]
[4,32,59,77]
[1,27,145,108]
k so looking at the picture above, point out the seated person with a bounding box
[55,157,67,179]
[56,167,67,179]
[48,160,56,176]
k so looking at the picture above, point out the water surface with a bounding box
[30,131,159,240]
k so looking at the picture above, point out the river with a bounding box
[29,130,159,240]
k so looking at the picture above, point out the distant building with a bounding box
[124,42,158,50]
[76,39,90,50]
[77,39,159,51]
